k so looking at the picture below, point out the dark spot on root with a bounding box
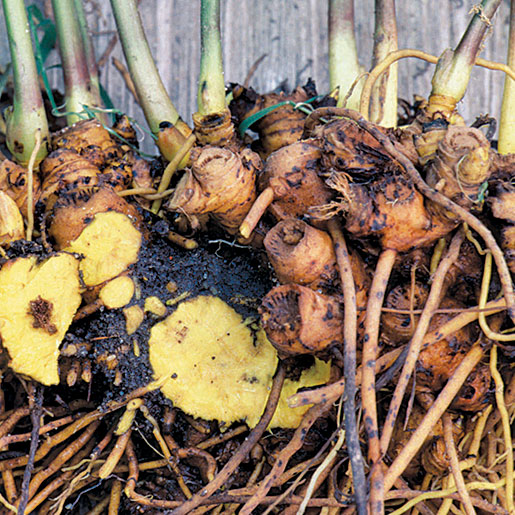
[28,296,57,334]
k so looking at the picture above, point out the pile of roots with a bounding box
[0,1,514,514]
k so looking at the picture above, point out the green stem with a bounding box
[110,0,182,135]
[498,0,515,154]
[197,0,226,115]
[369,0,398,127]
[52,0,100,124]
[73,0,108,125]
[2,0,49,166]
[429,0,502,115]
[329,0,363,110]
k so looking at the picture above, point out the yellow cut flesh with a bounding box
[149,295,330,428]
[0,253,81,385]
[99,275,135,309]
[64,211,141,287]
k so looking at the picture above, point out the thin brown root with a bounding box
[380,229,465,454]
[443,413,477,515]
[108,479,123,515]
[112,57,140,102]
[17,384,43,514]
[170,363,286,515]
[151,133,196,214]
[489,345,515,514]
[239,400,332,515]
[98,428,132,479]
[383,343,484,493]
[239,186,274,238]
[327,218,367,515]
[362,248,397,514]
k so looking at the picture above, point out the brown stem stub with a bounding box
[259,283,343,357]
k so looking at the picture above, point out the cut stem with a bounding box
[428,0,502,116]
[109,0,191,161]
[198,0,226,115]
[51,0,101,124]
[369,0,398,126]
[498,0,515,154]
[1,0,49,167]
[329,0,363,110]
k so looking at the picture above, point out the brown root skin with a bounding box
[425,125,491,222]
[124,153,155,209]
[166,146,260,234]
[0,158,42,218]
[312,117,392,178]
[415,297,474,403]
[40,149,103,212]
[0,191,25,245]
[49,186,143,249]
[240,139,332,239]
[259,283,343,357]
[489,182,515,275]
[192,108,238,149]
[322,168,454,252]
[382,282,429,345]
[264,219,339,293]
[230,82,316,158]
[259,140,332,222]
[51,119,122,167]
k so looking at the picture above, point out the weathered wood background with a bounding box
[0,0,512,153]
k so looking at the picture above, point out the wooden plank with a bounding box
[0,0,511,153]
